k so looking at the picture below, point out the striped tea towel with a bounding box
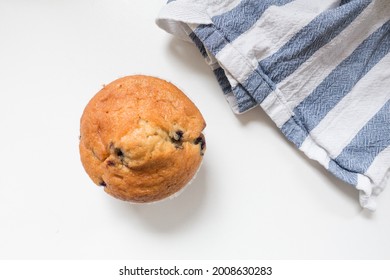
[156,0,390,210]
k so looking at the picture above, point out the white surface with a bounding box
[1,0,390,260]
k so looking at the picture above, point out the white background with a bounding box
[1,0,390,260]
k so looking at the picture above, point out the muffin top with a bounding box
[79,75,206,202]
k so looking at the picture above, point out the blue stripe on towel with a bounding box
[328,160,358,185]
[232,84,258,112]
[280,117,308,149]
[232,64,276,106]
[189,32,208,58]
[192,25,226,56]
[213,67,232,94]
[339,0,353,5]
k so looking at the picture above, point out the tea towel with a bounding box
[156,0,390,210]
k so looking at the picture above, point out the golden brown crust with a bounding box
[79,75,206,202]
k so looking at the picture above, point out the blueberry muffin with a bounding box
[79,75,206,202]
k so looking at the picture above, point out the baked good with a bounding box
[79,75,206,202]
